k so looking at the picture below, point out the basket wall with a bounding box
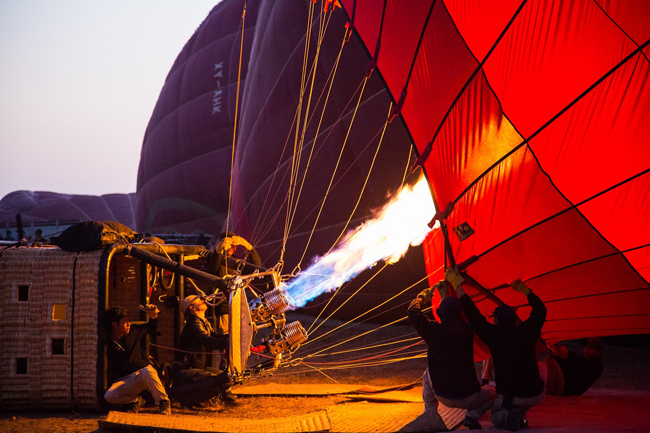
[0,248,102,410]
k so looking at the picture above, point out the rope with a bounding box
[302,267,439,359]
[300,298,436,363]
[401,146,414,185]
[305,340,424,365]
[293,76,370,272]
[302,240,439,348]
[306,284,345,334]
[305,335,421,358]
[285,33,347,254]
[282,352,427,374]
[302,362,341,384]
[304,315,410,359]
[225,2,247,236]
[305,269,435,348]
[246,2,338,264]
[281,0,317,267]
[251,105,385,263]
[149,343,219,356]
[282,8,341,268]
[325,102,393,253]
[304,262,388,339]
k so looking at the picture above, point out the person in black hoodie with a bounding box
[448,267,547,432]
[104,305,171,415]
[408,279,497,430]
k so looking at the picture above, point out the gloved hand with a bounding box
[417,288,434,305]
[511,278,531,296]
[139,304,160,319]
[436,280,450,299]
[218,235,253,253]
[445,266,465,290]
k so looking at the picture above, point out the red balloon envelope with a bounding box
[340,0,650,343]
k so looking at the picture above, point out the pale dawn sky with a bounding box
[0,0,219,199]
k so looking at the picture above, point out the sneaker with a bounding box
[462,416,482,430]
[504,406,521,432]
[220,390,238,405]
[126,396,145,414]
[159,399,172,415]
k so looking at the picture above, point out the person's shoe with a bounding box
[159,399,172,415]
[519,415,529,429]
[504,406,521,432]
[220,390,238,405]
[462,416,482,429]
[126,396,145,413]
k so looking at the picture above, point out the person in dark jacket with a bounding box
[408,279,496,430]
[172,295,233,407]
[104,305,171,415]
[544,337,604,396]
[208,232,262,403]
[448,267,547,432]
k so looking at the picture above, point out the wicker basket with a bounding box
[0,247,102,410]
[0,244,209,411]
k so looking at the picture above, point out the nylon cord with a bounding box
[293,76,369,271]
[305,262,388,338]
[325,103,393,254]
[225,2,247,236]
[306,266,436,346]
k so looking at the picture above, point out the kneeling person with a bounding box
[408,279,496,429]
[104,305,171,415]
[171,295,234,408]
[456,269,547,432]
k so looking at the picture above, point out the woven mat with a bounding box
[99,410,331,432]
[327,402,422,433]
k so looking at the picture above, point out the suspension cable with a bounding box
[225,2,247,235]
[305,265,439,348]
[324,102,392,254]
[285,31,347,250]
[305,335,421,358]
[292,76,369,273]
[305,262,388,338]
[305,340,424,365]
[281,0,317,266]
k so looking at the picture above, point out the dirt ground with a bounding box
[2,314,650,432]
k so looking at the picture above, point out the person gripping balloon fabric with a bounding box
[408,276,496,430]
[451,268,547,432]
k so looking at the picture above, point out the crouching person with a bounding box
[408,278,496,430]
[453,267,547,432]
[104,305,171,415]
[170,295,234,408]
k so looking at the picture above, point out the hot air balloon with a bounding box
[139,0,649,348]
[0,191,137,237]
[137,0,429,318]
[337,0,650,344]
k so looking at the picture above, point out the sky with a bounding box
[0,0,219,200]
